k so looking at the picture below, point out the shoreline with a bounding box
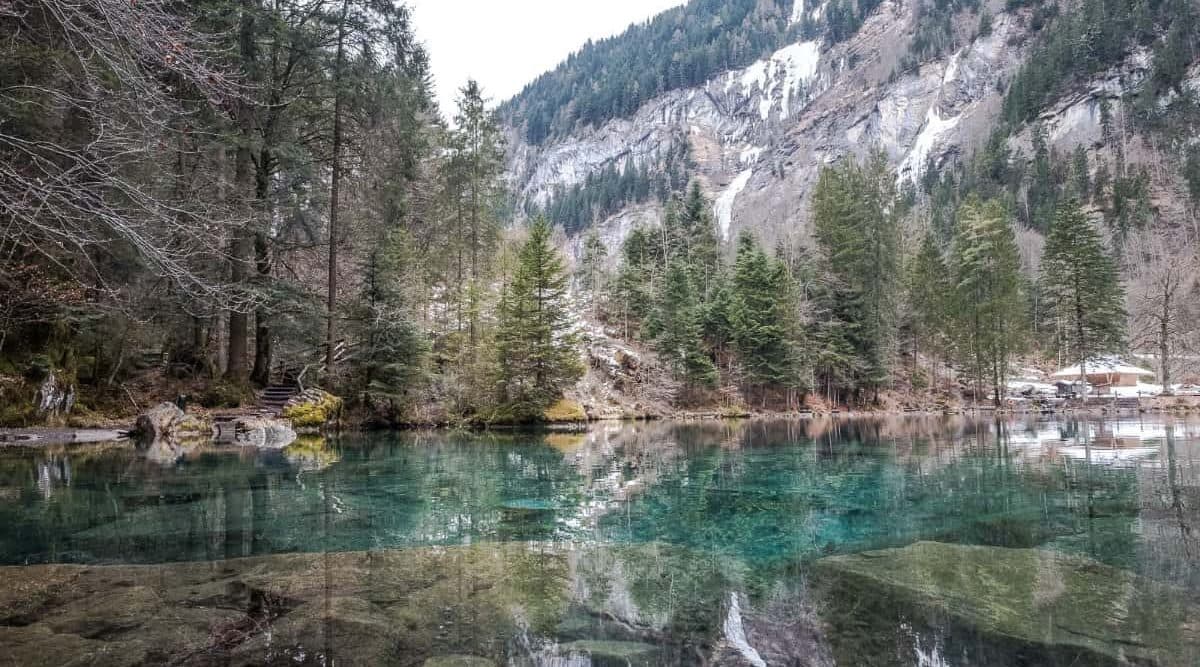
[2,400,1198,447]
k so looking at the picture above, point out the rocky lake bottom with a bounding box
[0,417,1197,666]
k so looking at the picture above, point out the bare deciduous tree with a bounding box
[0,0,254,311]
[1125,229,1200,388]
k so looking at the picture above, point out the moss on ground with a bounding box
[543,399,587,423]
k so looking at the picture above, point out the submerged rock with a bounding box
[711,590,834,667]
[423,656,495,667]
[0,544,571,666]
[814,541,1200,666]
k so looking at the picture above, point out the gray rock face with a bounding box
[507,0,1189,258]
[134,402,184,444]
[34,371,75,417]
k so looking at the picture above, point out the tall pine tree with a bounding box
[811,152,900,402]
[1040,200,1126,378]
[952,197,1027,406]
[496,217,583,421]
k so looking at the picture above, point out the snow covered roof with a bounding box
[1051,356,1155,379]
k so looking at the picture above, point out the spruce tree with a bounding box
[951,197,1027,406]
[650,261,718,390]
[1040,200,1126,379]
[729,233,793,404]
[907,230,952,386]
[577,229,608,319]
[811,152,899,401]
[496,217,583,421]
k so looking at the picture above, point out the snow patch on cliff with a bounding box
[715,169,753,240]
[729,40,821,119]
[740,146,764,165]
[790,0,806,24]
[899,107,961,182]
[777,41,822,119]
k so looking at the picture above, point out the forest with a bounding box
[2,0,1199,429]
[0,0,581,426]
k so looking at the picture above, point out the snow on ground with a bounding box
[1108,383,1166,398]
[714,169,754,240]
[898,106,961,182]
[1006,380,1056,396]
[941,49,962,86]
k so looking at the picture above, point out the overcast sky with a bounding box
[407,0,686,115]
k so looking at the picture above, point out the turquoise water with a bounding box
[0,417,1197,665]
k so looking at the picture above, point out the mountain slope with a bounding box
[502,0,1200,254]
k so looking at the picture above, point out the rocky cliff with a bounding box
[504,0,1199,257]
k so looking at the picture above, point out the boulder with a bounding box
[229,416,296,449]
[134,402,184,444]
[281,389,342,429]
[34,371,75,417]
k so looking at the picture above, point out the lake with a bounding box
[0,416,1197,665]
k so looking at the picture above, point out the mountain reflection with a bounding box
[0,417,1197,665]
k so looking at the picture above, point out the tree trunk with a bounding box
[251,230,272,385]
[251,146,273,386]
[226,0,257,382]
[326,0,349,379]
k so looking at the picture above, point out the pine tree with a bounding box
[357,228,429,422]
[577,229,608,320]
[445,80,505,343]
[951,197,1027,406]
[495,217,583,421]
[1040,200,1126,378]
[729,233,793,404]
[610,226,658,336]
[906,230,952,386]
[650,261,718,391]
[811,152,899,401]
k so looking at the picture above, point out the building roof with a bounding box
[1051,356,1156,379]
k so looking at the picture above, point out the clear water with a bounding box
[0,417,1197,666]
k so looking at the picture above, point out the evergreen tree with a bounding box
[680,181,722,298]
[495,217,583,420]
[729,233,794,403]
[577,229,609,320]
[650,261,718,390]
[811,152,900,401]
[610,226,659,337]
[445,80,505,343]
[356,228,429,422]
[951,197,1027,405]
[906,230,953,385]
[1040,200,1126,378]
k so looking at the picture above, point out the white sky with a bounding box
[407,0,686,115]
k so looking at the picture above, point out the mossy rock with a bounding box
[543,398,587,423]
[282,390,343,428]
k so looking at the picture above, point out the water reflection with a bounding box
[0,416,1196,665]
